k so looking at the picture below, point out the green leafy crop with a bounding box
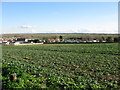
[2,43,120,89]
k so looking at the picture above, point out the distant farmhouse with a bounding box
[64,37,106,43]
[1,34,120,45]
[1,37,43,46]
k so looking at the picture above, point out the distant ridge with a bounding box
[1,33,119,35]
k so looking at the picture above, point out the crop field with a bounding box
[2,43,120,89]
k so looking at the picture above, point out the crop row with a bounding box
[2,43,120,89]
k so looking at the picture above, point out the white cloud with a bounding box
[6,23,117,34]
[20,25,33,29]
[53,24,118,33]
[78,24,118,33]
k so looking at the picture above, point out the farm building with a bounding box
[64,38,83,43]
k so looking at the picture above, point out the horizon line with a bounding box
[1,32,119,35]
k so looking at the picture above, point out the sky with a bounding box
[2,2,118,34]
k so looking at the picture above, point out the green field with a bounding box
[2,43,120,89]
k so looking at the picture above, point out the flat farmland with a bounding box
[2,43,120,89]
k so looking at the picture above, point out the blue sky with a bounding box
[2,2,118,33]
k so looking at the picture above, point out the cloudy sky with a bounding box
[2,1,118,34]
